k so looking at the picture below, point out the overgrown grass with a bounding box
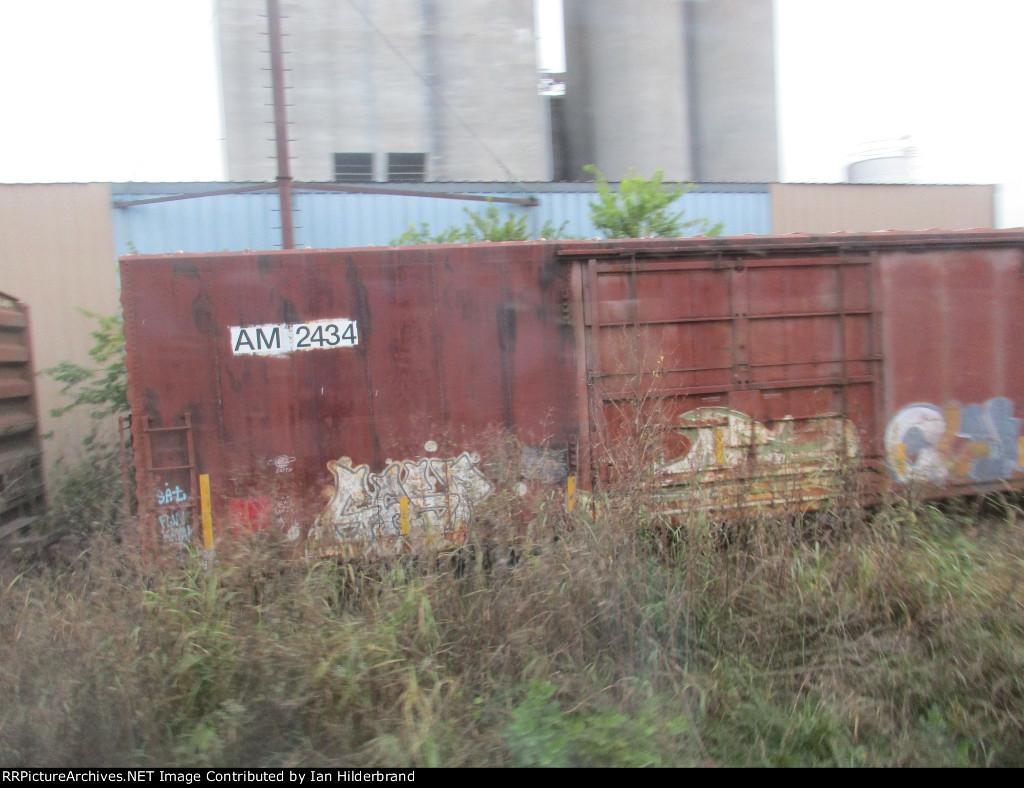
[1,484,1023,766]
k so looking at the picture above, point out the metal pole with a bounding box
[267,0,295,250]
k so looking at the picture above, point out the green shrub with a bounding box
[585,165,723,239]
[391,204,570,245]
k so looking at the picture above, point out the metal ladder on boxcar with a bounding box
[138,413,199,550]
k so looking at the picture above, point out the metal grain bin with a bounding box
[121,230,1024,553]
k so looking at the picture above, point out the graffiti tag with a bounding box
[157,484,189,505]
[308,452,494,557]
[158,510,192,546]
[269,454,297,473]
[660,408,860,476]
[885,397,1023,485]
[653,407,861,511]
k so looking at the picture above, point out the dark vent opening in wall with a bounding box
[386,152,426,183]
[333,152,374,182]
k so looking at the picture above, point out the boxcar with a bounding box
[0,293,46,543]
[120,230,1024,554]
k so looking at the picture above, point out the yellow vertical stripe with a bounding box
[400,496,410,535]
[199,474,214,551]
[567,475,577,512]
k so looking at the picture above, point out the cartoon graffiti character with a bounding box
[885,404,949,484]
[885,397,1023,485]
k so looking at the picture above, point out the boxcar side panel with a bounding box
[878,246,1024,493]
[122,243,576,554]
[568,247,879,513]
[123,231,1024,553]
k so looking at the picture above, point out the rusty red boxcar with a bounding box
[121,231,1024,554]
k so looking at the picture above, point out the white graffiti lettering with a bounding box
[654,408,862,511]
[660,408,860,476]
[158,510,192,546]
[274,495,302,541]
[307,451,493,558]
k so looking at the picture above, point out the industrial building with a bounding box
[217,0,549,182]
[215,0,779,184]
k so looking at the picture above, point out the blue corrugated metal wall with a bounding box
[112,184,772,255]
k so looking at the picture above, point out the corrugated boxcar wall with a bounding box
[560,239,880,515]
[557,231,1024,512]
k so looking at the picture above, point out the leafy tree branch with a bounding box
[585,165,723,239]
[391,203,570,245]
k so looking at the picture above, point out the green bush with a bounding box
[40,309,130,535]
[391,204,570,245]
[43,310,127,430]
[585,165,723,239]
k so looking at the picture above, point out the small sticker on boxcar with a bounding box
[230,319,358,356]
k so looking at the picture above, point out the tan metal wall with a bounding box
[771,183,996,234]
[0,184,120,470]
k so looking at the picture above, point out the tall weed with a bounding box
[1,484,1023,766]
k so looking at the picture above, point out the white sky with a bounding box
[0,1,223,184]
[775,0,1024,225]
[1,0,1022,224]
